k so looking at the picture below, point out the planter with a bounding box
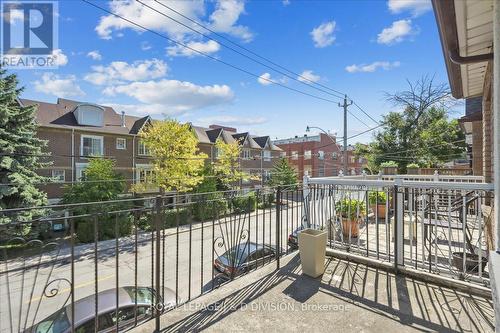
[341,217,360,238]
[370,204,386,219]
[406,167,419,175]
[452,252,488,274]
[298,228,327,278]
[382,166,397,175]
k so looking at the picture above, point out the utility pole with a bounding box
[339,94,352,175]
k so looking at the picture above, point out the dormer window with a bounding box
[73,104,104,127]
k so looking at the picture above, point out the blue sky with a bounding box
[10,0,459,143]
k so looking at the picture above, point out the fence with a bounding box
[0,186,303,333]
[303,175,494,288]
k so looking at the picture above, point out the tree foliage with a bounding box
[62,158,131,243]
[212,138,251,190]
[136,120,207,193]
[0,68,50,225]
[268,158,298,187]
[355,77,466,172]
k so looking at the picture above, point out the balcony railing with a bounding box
[302,174,493,288]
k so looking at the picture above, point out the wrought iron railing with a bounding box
[0,186,303,333]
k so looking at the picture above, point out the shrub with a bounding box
[164,208,190,228]
[335,198,366,220]
[75,212,132,243]
[380,161,398,167]
[191,175,228,221]
[407,163,419,168]
[368,191,387,205]
[231,192,257,214]
[257,192,275,209]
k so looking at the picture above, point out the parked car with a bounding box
[26,286,176,333]
[214,242,277,281]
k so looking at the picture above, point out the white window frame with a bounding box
[263,150,271,162]
[75,163,89,181]
[81,134,103,157]
[138,140,150,156]
[292,151,298,160]
[116,137,127,150]
[304,150,312,160]
[318,150,324,160]
[136,164,154,184]
[242,148,251,160]
[51,169,65,182]
[332,152,338,160]
[280,151,286,158]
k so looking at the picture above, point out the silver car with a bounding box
[28,286,176,333]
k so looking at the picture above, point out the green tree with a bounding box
[136,119,207,193]
[62,158,131,242]
[268,158,298,187]
[356,77,465,173]
[0,68,50,226]
[212,138,252,190]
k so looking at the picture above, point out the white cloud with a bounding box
[297,70,320,83]
[283,0,291,6]
[87,50,102,61]
[388,0,431,16]
[257,73,274,86]
[103,79,234,113]
[209,0,253,42]
[198,115,267,126]
[311,21,336,48]
[34,73,85,97]
[51,49,68,66]
[95,0,251,44]
[345,61,400,73]
[166,40,220,57]
[141,41,152,51]
[84,59,167,85]
[377,19,414,45]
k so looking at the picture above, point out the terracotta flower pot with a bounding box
[341,217,360,238]
[370,204,386,219]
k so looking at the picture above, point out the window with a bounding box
[242,148,251,160]
[318,165,325,177]
[350,156,355,163]
[263,170,271,181]
[81,135,103,156]
[51,170,65,182]
[76,163,88,181]
[280,151,286,158]
[116,137,127,150]
[138,140,150,156]
[304,150,312,160]
[263,150,271,162]
[359,157,364,163]
[318,150,324,160]
[214,147,221,159]
[292,151,298,160]
[332,152,338,160]
[303,165,312,176]
[137,167,155,184]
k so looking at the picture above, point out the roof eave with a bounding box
[432,0,464,99]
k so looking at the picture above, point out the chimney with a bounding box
[121,111,126,127]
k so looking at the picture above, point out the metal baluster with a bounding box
[94,215,99,333]
[115,214,119,333]
[478,191,483,279]
[70,218,75,333]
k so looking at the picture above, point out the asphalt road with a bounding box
[0,202,306,332]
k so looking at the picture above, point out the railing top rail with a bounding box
[307,176,494,191]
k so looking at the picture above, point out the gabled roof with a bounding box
[252,136,270,149]
[22,98,149,136]
[206,128,223,143]
[232,132,248,145]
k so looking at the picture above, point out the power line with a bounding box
[150,0,346,98]
[138,0,345,99]
[351,100,379,125]
[81,0,343,106]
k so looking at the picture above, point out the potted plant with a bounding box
[406,163,419,175]
[368,191,387,219]
[335,198,366,238]
[380,161,398,175]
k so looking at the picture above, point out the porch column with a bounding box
[494,0,500,252]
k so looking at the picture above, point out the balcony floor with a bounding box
[131,253,494,333]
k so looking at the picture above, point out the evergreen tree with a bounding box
[268,158,298,188]
[0,68,50,226]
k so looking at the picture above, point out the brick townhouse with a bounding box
[22,98,281,201]
[274,133,367,177]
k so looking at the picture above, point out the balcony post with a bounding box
[276,186,281,269]
[494,0,500,253]
[154,195,162,332]
[303,171,310,228]
[394,178,404,271]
